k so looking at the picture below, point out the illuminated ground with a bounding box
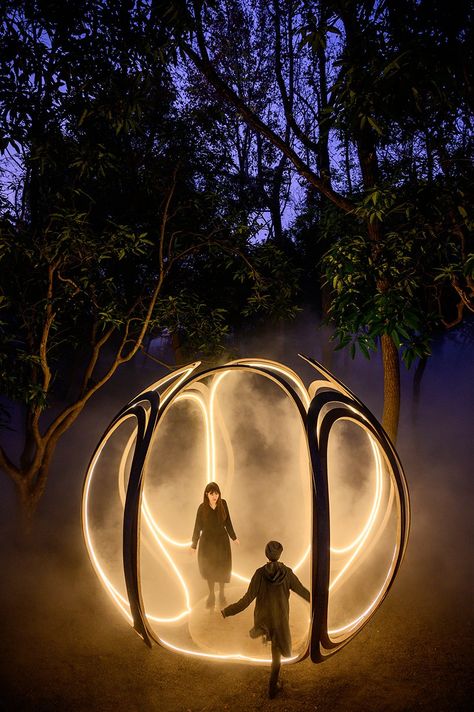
[0,328,473,711]
[185,587,309,659]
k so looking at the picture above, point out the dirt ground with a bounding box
[1,335,473,712]
[0,524,472,712]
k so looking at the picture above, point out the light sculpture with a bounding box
[82,356,409,664]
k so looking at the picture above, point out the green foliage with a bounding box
[0,0,300,419]
[290,0,474,363]
[157,293,230,357]
[321,170,474,367]
[353,187,398,224]
[241,242,301,321]
[322,225,435,368]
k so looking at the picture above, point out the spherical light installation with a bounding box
[82,356,409,665]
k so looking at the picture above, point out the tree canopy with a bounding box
[0,0,298,521]
[160,0,473,437]
[0,0,472,521]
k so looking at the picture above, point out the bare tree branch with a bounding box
[182,41,354,212]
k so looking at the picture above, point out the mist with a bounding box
[0,311,473,711]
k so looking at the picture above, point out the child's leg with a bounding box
[269,641,282,698]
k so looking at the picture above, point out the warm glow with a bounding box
[328,545,398,637]
[82,357,408,663]
[158,637,299,664]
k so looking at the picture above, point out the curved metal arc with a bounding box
[83,356,408,666]
[321,409,390,645]
[299,354,355,400]
[308,391,409,661]
[83,395,159,613]
[187,362,310,428]
[135,362,201,400]
[82,412,140,624]
[122,394,161,647]
[306,397,330,663]
[226,357,311,409]
[300,354,410,531]
[144,360,312,657]
[302,356,410,559]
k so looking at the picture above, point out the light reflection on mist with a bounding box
[83,354,408,662]
[0,317,472,705]
[326,420,398,637]
[85,367,313,660]
[141,370,312,658]
[84,415,137,614]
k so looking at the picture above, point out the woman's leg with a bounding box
[206,580,215,608]
[218,582,226,606]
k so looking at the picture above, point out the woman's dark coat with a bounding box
[191,500,237,583]
[222,561,310,657]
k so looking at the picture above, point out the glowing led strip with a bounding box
[330,429,383,555]
[85,416,192,625]
[83,367,203,626]
[142,509,191,622]
[329,433,384,592]
[136,363,200,402]
[293,546,311,573]
[209,374,236,493]
[142,390,211,548]
[208,366,310,584]
[328,544,398,638]
[133,391,209,622]
[83,360,401,661]
[209,372,229,483]
[209,369,261,585]
[228,358,311,410]
[158,637,299,664]
[82,415,135,623]
[327,435,400,638]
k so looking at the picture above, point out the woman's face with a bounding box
[206,490,220,507]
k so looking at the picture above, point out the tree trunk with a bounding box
[381,334,400,442]
[269,177,284,246]
[316,9,332,189]
[17,477,43,534]
[344,133,353,193]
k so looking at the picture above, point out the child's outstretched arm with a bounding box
[289,570,310,602]
[221,570,261,618]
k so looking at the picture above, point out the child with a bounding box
[221,540,310,699]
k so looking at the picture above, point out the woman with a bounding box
[191,482,239,608]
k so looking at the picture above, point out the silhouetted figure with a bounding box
[191,482,239,608]
[221,540,310,699]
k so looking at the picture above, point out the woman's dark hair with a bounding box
[203,481,227,522]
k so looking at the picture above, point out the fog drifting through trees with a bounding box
[0,316,472,710]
